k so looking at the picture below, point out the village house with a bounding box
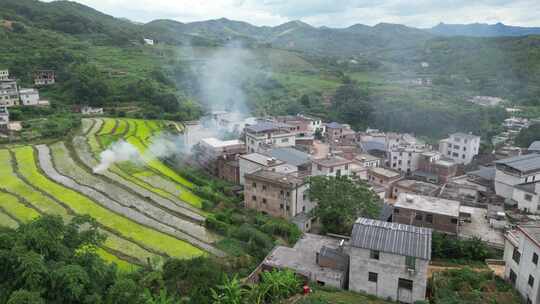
[439,132,480,165]
[390,179,440,200]
[311,155,352,177]
[512,181,540,214]
[529,141,540,154]
[273,115,320,138]
[367,167,401,197]
[245,121,296,153]
[238,153,295,185]
[244,169,314,231]
[0,69,9,81]
[33,70,56,86]
[266,147,312,175]
[416,152,458,184]
[18,88,49,106]
[351,153,381,180]
[80,106,104,115]
[0,80,19,107]
[325,122,356,146]
[348,218,431,303]
[0,106,9,131]
[392,193,460,235]
[253,233,349,288]
[504,224,540,303]
[494,154,540,201]
[197,138,246,183]
[388,147,426,175]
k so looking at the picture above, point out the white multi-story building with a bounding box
[0,106,9,130]
[388,148,425,175]
[18,88,48,106]
[0,70,9,81]
[439,133,480,165]
[494,154,540,201]
[245,121,296,153]
[504,224,540,303]
[349,218,431,304]
[0,80,19,107]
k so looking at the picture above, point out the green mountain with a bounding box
[429,22,540,37]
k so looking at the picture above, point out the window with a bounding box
[370,250,380,260]
[463,147,467,151]
[406,256,416,270]
[368,272,378,282]
[426,214,433,223]
[533,253,538,265]
[394,209,400,214]
[280,204,284,209]
[281,138,289,143]
[330,167,334,173]
[462,154,466,159]
[302,206,306,212]
[317,164,322,171]
[527,297,532,304]
[252,195,257,201]
[286,206,290,211]
[252,182,257,188]
[529,275,535,287]
[509,269,517,285]
[262,185,267,191]
[452,152,459,157]
[451,218,458,224]
[415,213,423,221]
[525,194,533,202]
[336,169,341,176]
[345,164,349,170]
[262,198,267,204]
[398,278,413,291]
[513,248,521,264]
[303,194,307,201]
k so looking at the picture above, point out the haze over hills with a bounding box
[428,22,540,37]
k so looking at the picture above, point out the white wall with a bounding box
[504,231,540,303]
[513,187,540,214]
[312,163,351,177]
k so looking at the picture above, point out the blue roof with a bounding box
[360,141,386,152]
[326,122,344,129]
[267,147,311,166]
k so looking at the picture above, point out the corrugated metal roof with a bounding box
[495,154,540,173]
[529,141,540,151]
[350,218,432,260]
[268,147,311,166]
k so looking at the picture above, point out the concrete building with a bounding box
[266,147,312,175]
[393,193,460,234]
[351,153,382,180]
[311,155,352,177]
[245,121,296,153]
[325,122,356,146]
[494,154,540,201]
[390,180,440,199]
[238,153,296,185]
[388,148,425,175]
[18,88,49,106]
[0,80,19,107]
[33,70,55,86]
[0,106,8,131]
[348,218,431,303]
[439,132,481,165]
[274,114,322,138]
[512,182,540,214]
[196,138,245,183]
[504,224,540,303]
[367,167,402,197]
[416,152,458,184]
[81,106,103,115]
[253,233,348,288]
[244,170,314,231]
[0,69,9,81]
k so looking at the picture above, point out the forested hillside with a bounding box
[1,0,539,140]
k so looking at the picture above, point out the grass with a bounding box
[0,210,19,229]
[0,191,40,222]
[95,247,140,272]
[98,118,117,135]
[301,287,393,304]
[0,149,71,220]
[12,146,205,258]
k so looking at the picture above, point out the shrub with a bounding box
[205,217,231,235]
[201,200,215,211]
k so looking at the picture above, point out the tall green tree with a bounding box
[515,124,540,148]
[309,176,381,234]
[330,78,373,130]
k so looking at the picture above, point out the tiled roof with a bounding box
[245,121,292,133]
[268,147,311,166]
[350,218,432,260]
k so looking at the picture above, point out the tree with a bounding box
[249,270,300,304]
[106,278,143,304]
[211,275,245,304]
[309,176,381,234]
[330,79,372,130]
[515,123,540,148]
[7,290,44,304]
[67,64,110,106]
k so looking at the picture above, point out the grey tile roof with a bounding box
[326,122,344,129]
[529,141,540,151]
[350,217,432,260]
[268,147,311,166]
[495,154,540,173]
[246,121,292,133]
[468,166,496,181]
[360,141,386,152]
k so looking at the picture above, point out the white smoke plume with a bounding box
[93,140,142,173]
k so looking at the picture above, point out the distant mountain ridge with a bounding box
[428,22,540,37]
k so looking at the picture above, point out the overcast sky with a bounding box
[43,0,540,28]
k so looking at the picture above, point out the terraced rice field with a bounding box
[12,146,206,258]
[0,117,222,272]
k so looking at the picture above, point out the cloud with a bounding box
[40,0,540,28]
